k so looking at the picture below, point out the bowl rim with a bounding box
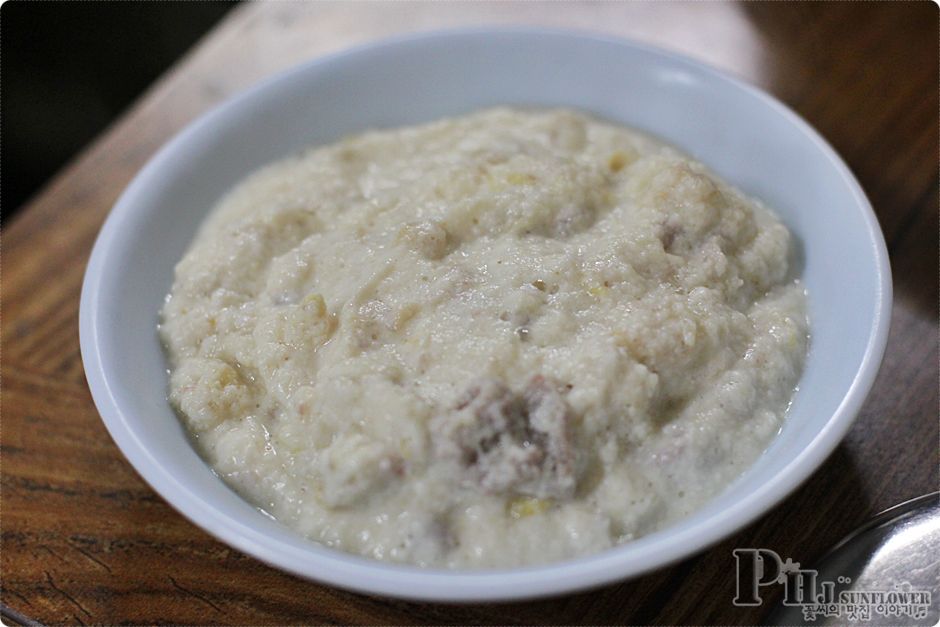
[79,26,892,602]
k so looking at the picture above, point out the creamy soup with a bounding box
[160,108,808,568]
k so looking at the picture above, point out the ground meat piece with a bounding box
[523,375,578,491]
[431,375,580,499]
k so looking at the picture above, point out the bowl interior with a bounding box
[81,29,889,600]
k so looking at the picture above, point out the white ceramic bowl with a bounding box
[80,29,891,601]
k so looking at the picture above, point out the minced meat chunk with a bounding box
[431,375,580,499]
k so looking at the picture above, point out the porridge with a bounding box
[159,108,808,568]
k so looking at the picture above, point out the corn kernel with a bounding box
[509,497,552,519]
[608,152,628,172]
[217,366,239,388]
[506,172,537,185]
[302,293,327,316]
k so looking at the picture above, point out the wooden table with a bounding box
[2,3,936,624]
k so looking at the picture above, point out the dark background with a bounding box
[2,1,237,215]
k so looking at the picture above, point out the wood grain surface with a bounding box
[2,2,937,625]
